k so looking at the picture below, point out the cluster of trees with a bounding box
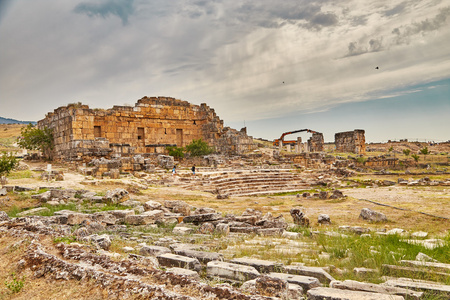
[1,124,54,184]
[166,139,214,159]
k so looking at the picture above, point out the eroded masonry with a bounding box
[335,130,366,154]
[38,97,256,161]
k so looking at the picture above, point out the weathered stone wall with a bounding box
[215,127,256,155]
[308,132,324,152]
[335,130,366,154]
[39,97,255,161]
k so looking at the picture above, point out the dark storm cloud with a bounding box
[74,0,135,25]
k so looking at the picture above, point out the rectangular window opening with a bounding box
[94,126,101,138]
[137,127,144,140]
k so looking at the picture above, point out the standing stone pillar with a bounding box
[286,144,291,152]
[304,143,309,153]
[279,140,283,151]
[296,137,302,153]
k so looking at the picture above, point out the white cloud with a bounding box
[0,0,449,133]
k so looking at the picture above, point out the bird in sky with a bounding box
[375,66,379,69]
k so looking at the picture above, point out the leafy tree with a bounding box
[166,146,184,158]
[0,152,18,185]
[388,146,393,152]
[402,149,411,156]
[411,154,420,162]
[17,124,54,160]
[185,139,214,157]
[420,146,429,155]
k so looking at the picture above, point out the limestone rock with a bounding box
[359,208,387,222]
[17,207,50,217]
[215,223,230,235]
[143,200,162,211]
[198,222,215,234]
[290,207,310,226]
[255,275,289,298]
[307,287,404,300]
[318,214,331,225]
[139,245,171,257]
[105,188,129,203]
[0,211,10,221]
[164,200,191,216]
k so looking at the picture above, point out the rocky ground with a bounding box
[0,160,449,299]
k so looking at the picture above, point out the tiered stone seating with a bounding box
[182,169,315,196]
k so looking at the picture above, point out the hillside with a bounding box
[0,116,36,125]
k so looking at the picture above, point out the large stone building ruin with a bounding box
[38,97,256,162]
[335,130,366,154]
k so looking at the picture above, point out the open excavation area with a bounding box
[0,101,449,299]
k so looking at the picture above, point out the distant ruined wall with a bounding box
[308,132,324,152]
[335,130,366,154]
[39,97,255,161]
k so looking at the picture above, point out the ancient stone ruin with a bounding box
[335,129,366,154]
[38,97,256,162]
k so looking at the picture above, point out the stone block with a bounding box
[157,253,201,271]
[172,226,194,235]
[144,200,162,211]
[307,287,404,300]
[359,208,387,222]
[125,214,158,225]
[230,257,279,273]
[207,261,260,282]
[106,209,135,221]
[182,213,221,224]
[269,272,321,291]
[330,280,422,299]
[283,265,335,284]
[174,248,223,264]
[139,245,171,256]
[17,207,50,217]
[383,278,450,296]
[166,267,200,280]
[66,212,92,225]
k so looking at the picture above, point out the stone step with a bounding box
[283,265,335,284]
[330,280,422,299]
[307,287,405,300]
[206,260,260,282]
[173,248,223,264]
[229,258,281,273]
[400,260,450,273]
[156,253,201,272]
[383,277,450,296]
[382,264,450,281]
[268,272,321,292]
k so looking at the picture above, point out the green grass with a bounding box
[37,203,78,216]
[7,170,34,179]
[6,205,21,218]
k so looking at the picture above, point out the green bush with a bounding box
[411,154,420,162]
[0,152,18,184]
[167,146,185,158]
[402,149,411,156]
[420,147,429,155]
[185,139,214,157]
[4,272,25,294]
[17,124,54,160]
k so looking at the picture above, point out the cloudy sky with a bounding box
[1,0,449,142]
